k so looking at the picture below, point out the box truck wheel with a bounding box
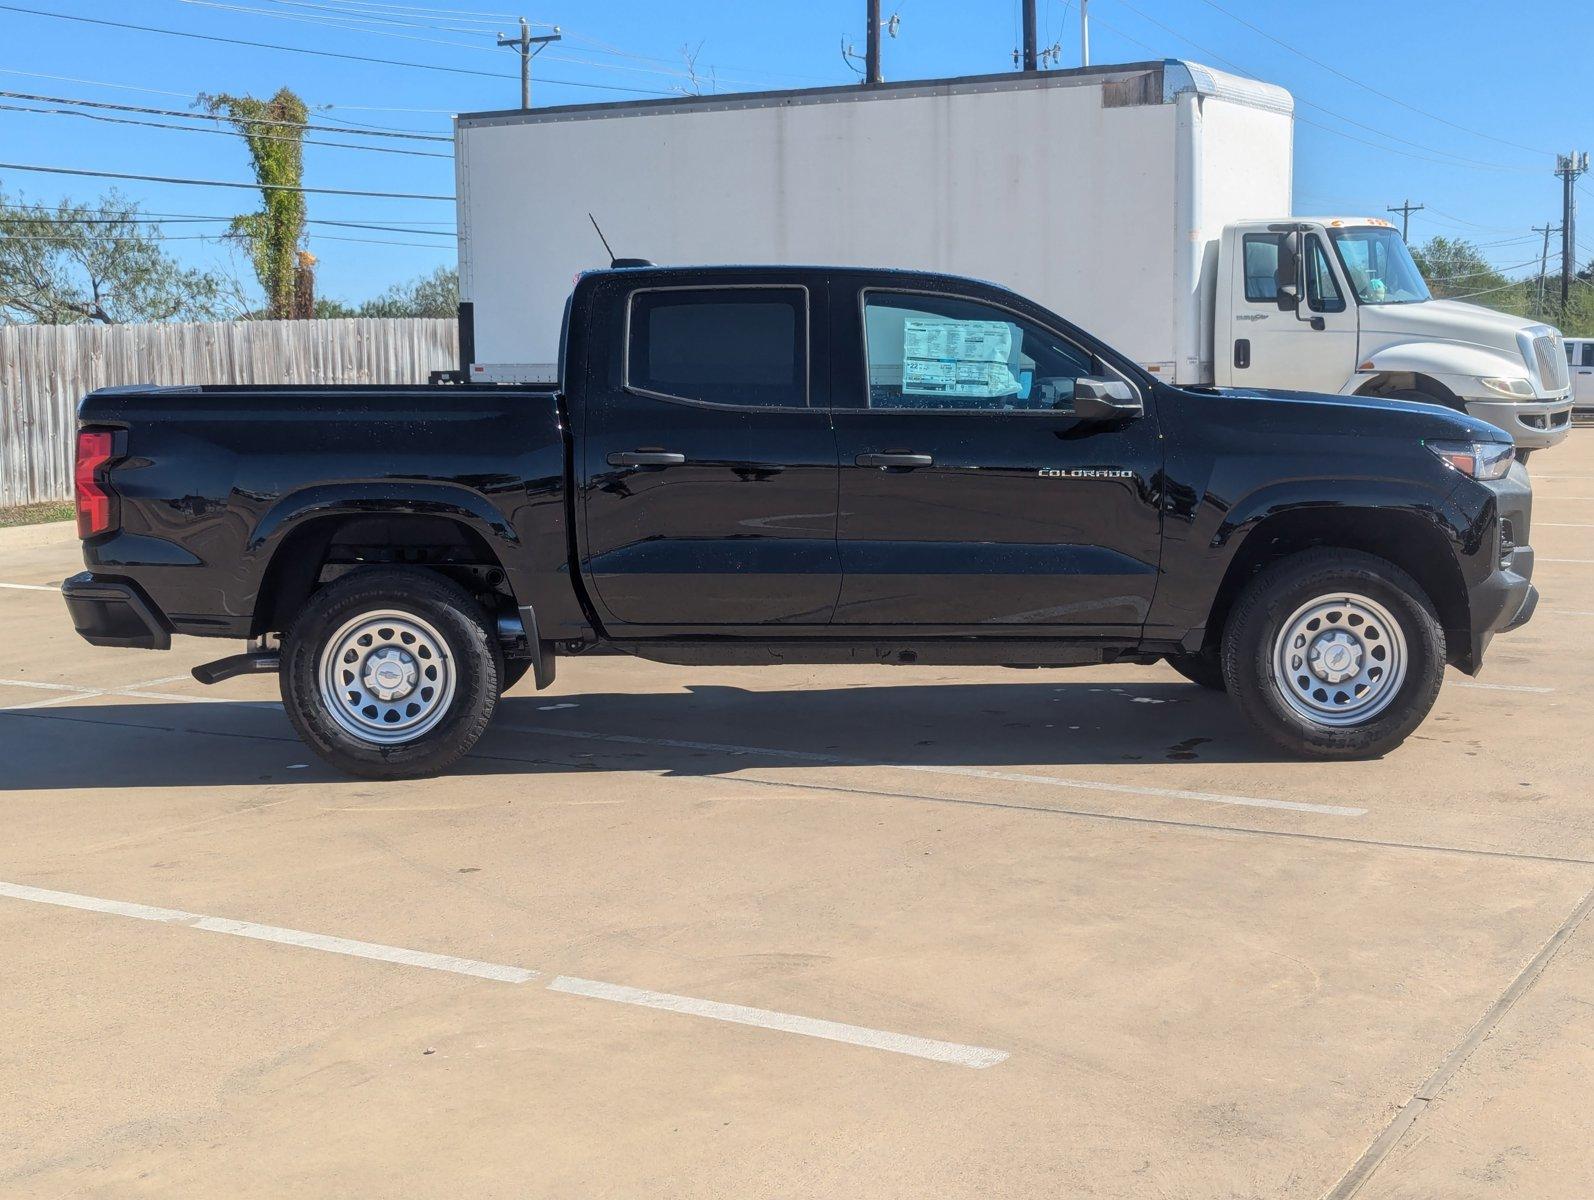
[1164,650,1226,691]
[1221,549,1444,759]
[280,568,501,779]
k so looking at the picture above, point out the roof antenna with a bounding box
[588,212,652,269]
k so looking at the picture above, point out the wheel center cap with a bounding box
[1309,632,1362,684]
[363,648,417,701]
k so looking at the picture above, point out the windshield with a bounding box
[1328,226,1432,305]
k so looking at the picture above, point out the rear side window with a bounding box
[1583,342,1594,367]
[627,288,807,407]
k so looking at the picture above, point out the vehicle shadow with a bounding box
[1,678,1292,792]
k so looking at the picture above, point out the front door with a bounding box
[829,283,1163,630]
[579,277,841,629]
[1227,230,1357,392]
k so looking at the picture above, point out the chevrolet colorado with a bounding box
[63,265,1537,777]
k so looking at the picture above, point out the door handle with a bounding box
[856,452,933,468]
[607,450,686,466]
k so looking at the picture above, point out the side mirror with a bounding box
[1275,234,1301,311]
[1073,376,1143,421]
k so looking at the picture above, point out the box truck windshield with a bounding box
[1329,226,1432,305]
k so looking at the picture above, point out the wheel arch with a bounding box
[1203,506,1470,666]
[1351,370,1466,411]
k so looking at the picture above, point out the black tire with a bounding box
[499,657,533,695]
[1382,386,1465,414]
[1165,650,1226,691]
[1221,548,1445,759]
[280,568,500,779]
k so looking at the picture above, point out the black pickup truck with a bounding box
[64,265,1536,777]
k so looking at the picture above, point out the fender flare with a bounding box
[1341,340,1529,398]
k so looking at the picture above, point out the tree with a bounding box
[317,266,458,319]
[201,88,309,319]
[1409,236,1510,301]
[0,189,233,324]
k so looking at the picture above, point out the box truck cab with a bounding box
[454,58,1572,451]
[1215,217,1573,449]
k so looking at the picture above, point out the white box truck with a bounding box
[454,59,1573,450]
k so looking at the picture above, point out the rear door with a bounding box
[1571,340,1594,408]
[577,273,841,629]
[828,278,1163,630]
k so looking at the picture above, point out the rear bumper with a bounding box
[62,572,172,650]
[1465,394,1573,450]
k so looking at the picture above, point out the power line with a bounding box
[0,89,449,141]
[0,101,453,158]
[0,162,454,200]
[0,4,678,97]
[1191,0,1550,158]
[0,211,456,236]
[1096,2,1537,175]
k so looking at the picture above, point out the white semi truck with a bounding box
[454,58,1573,451]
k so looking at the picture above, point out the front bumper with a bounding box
[1465,394,1574,450]
[62,572,172,650]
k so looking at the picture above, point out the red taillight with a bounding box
[74,430,115,538]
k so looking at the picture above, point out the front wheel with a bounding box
[281,568,501,779]
[1221,549,1445,759]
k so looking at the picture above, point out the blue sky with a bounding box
[1,0,1588,308]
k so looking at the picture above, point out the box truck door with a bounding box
[829,285,1162,629]
[579,280,842,627]
[1227,232,1356,392]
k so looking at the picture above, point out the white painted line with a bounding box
[1546,609,1594,617]
[0,582,57,592]
[548,976,1008,1069]
[0,880,1007,1069]
[1454,681,1555,694]
[1537,522,1594,528]
[502,723,1365,818]
[1540,557,1594,564]
[0,880,536,983]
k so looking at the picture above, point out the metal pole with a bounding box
[1022,0,1038,71]
[866,0,882,84]
[1080,0,1090,66]
[1555,152,1588,313]
[1386,198,1423,242]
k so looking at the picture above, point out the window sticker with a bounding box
[901,318,1021,398]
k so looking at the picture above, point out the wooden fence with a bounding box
[0,317,459,507]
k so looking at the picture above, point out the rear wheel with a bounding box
[1221,549,1445,759]
[1164,649,1226,691]
[281,568,500,779]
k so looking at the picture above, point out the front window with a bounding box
[862,292,1094,412]
[1328,226,1432,305]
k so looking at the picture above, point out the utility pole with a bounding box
[1533,222,1561,319]
[1081,0,1091,66]
[865,0,882,84]
[1387,198,1424,242]
[1021,0,1038,71]
[497,17,561,110]
[1555,151,1589,313]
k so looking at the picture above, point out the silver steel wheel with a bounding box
[1271,592,1408,727]
[317,609,456,745]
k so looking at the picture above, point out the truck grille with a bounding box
[1533,331,1569,392]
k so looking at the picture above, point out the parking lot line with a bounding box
[501,722,1367,817]
[1540,558,1594,564]
[1452,681,1556,694]
[547,976,1008,1068]
[0,879,1008,1069]
[1538,523,1594,528]
[0,582,57,592]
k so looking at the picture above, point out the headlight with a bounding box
[1480,376,1534,397]
[1427,439,1515,481]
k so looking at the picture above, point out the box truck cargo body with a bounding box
[454,58,1573,450]
[456,60,1288,386]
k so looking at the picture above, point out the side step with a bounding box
[192,651,281,686]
